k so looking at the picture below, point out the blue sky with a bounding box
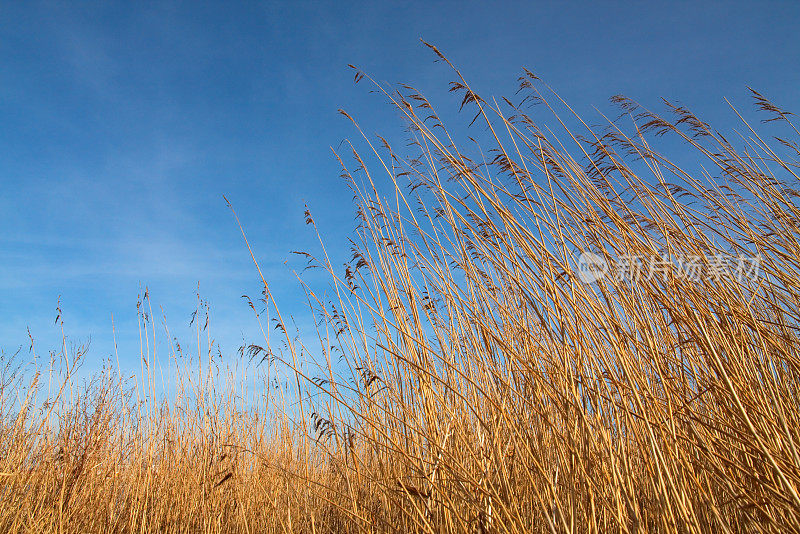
[2,1,799,377]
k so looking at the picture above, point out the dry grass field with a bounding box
[3,51,800,532]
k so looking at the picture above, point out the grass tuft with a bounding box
[3,52,800,532]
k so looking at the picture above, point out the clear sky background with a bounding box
[2,1,799,377]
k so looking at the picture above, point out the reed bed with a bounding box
[2,48,800,532]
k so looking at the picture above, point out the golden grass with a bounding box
[3,48,800,532]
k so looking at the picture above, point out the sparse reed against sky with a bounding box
[1,0,799,377]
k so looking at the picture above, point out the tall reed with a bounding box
[2,46,799,532]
